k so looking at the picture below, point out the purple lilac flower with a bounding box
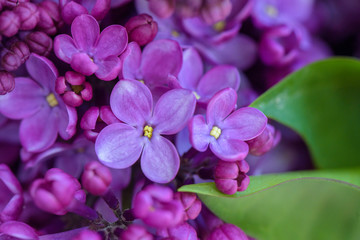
[0,71,15,95]
[81,161,112,196]
[174,192,202,220]
[178,47,240,104]
[157,222,198,240]
[133,184,184,228]
[54,14,128,81]
[206,223,248,240]
[37,0,63,35]
[189,88,267,161]
[0,221,39,240]
[0,54,77,153]
[72,229,102,240]
[247,123,281,156]
[125,13,158,46]
[95,79,196,183]
[121,224,153,240]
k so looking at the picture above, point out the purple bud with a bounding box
[206,223,248,240]
[14,2,39,30]
[121,224,154,240]
[148,0,175,18]
[247,124,281,156]
[37,0,62,35]
[158,222,198,240]
[125,14,158,46]
[214,160,250,195]
[0,71,15,95]
[1,51,22,71]
[0,221,39,240]
[25,31,53,56]
[0,11,20,37]
[81,161,112,196]
[175,192,201,221]
[133,184,184,228]
[30,168,82,215]
[72,229,102,240]
[5,0,28,9]
[10,41,30,64]
[200,0,232,25]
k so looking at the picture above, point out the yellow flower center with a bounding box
[143,125,153,139]
[193,91,201,100]
[210,126,221,139]
[265,5,278,17]
[213,21,226,32]
[46,93,58,107]
[171,30,180,37]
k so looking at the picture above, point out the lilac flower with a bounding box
[95,79,196,183]
[125,13,158,46]
[206,223,248,240]
[121,224,153,240]
[0,71,15,95]
[189,88,267,161]
[247,123,281,156]
[133,184,184,228]
[178,47,240,104]
[120,39,182,87]
[157,222,198,240]
[81,161,112,196]
[72,229,102,240]
[0,54,77,153]
[0,221,39,240]
[54,14,128,81]
[174,192,202,220]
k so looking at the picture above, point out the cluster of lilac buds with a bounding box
[0,0,349,238]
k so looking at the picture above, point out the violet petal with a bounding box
[71,14,99,52]
[54,34,79,63]
[206,88,237,126]
[94,25,128,59]
[210,137,249,161]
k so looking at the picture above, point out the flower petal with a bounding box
[206,88,237,126]
[54,34,79,63]
[20,107,59,152]
[110,79,152,126]
[178,48,203,91]
[95,123,144,168]
[25,54,58,91]
[70,52,98,76]
[220,107,268,141]
[151,89,196,135]
[94,55,122,81]
[141,39,182,85]
[71,14,100,52]
[61,1,88,25]
[120,42,142,80]
[0,77,44,119]
[141,135,179,183]
[94,25,128,59]
[57,104,77,140]
[188,115,211,152]
[210,138,249,161]
[197,65,240,104]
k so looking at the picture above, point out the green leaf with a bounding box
[179,169,360,240]
[250,58,360,169]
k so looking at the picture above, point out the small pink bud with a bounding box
[148,0,175,18]
[1,51,22,71]
[121,224,153,240]
[247,124,281,156]
[0,71,15,95]
[10,41,30,64]
[25,31,53,56]
[37,0,62,35]
[81,161,112,196]
[125,14,158,46]
[206,223,248,240]
[175,192,201,220]
[14,2,39,30]
[0,11,20,37]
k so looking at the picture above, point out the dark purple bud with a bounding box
[0,164,24,222]
[0,11,20,37]
[201,0,232,24]
[5,0,28,9]
[0,221,39,240]
[247,124,281,156]
[148,0,175,18]
[72,229,102,240]
[10,41,30,64]
[81,161,112,196]
[121,224,154,240]
[214,160,250,195]
[37,0,62,35]
[206,223,248,240]
[158,222,198,240]
[125,14,158,46]
[133,184,184,228]
[1,51,22,71]
[30,168,83,215]
[0,71,15,95]
[175,192,201,221]
[14,2,39,30]
[25,31,53,56]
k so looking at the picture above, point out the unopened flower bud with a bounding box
[25,31,53,56]
[201,0,232,25]
[5,0,28,8]
[214,160,250,195]
[0,11,20,37]
[247,124,281,156]
[206,223,248,240]
[0,221,39,240]
[1,51,22,71]
[0,71,15,95]
[158,222,198,240]
[148,0,175,18]
[14,2,39,30]
[73,229,102,240]
[125,14,158,46]
[121,224,154,240]
[175,192,201,220]
[10,41,30,64]
[37,0,62,35]
[82,161,112,196]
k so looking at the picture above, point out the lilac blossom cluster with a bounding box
[0,0,357,239]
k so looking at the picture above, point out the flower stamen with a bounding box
[143,125,153,139]
[213,21,226,32]
[46,93,58,107]
[210,126,221,139]
[265,5,278,17]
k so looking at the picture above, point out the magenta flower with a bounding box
[95,79,196,183]
[189,88,267,161]
[54,14,128,81]
[0,54,77,153]
[0,221,39,240]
